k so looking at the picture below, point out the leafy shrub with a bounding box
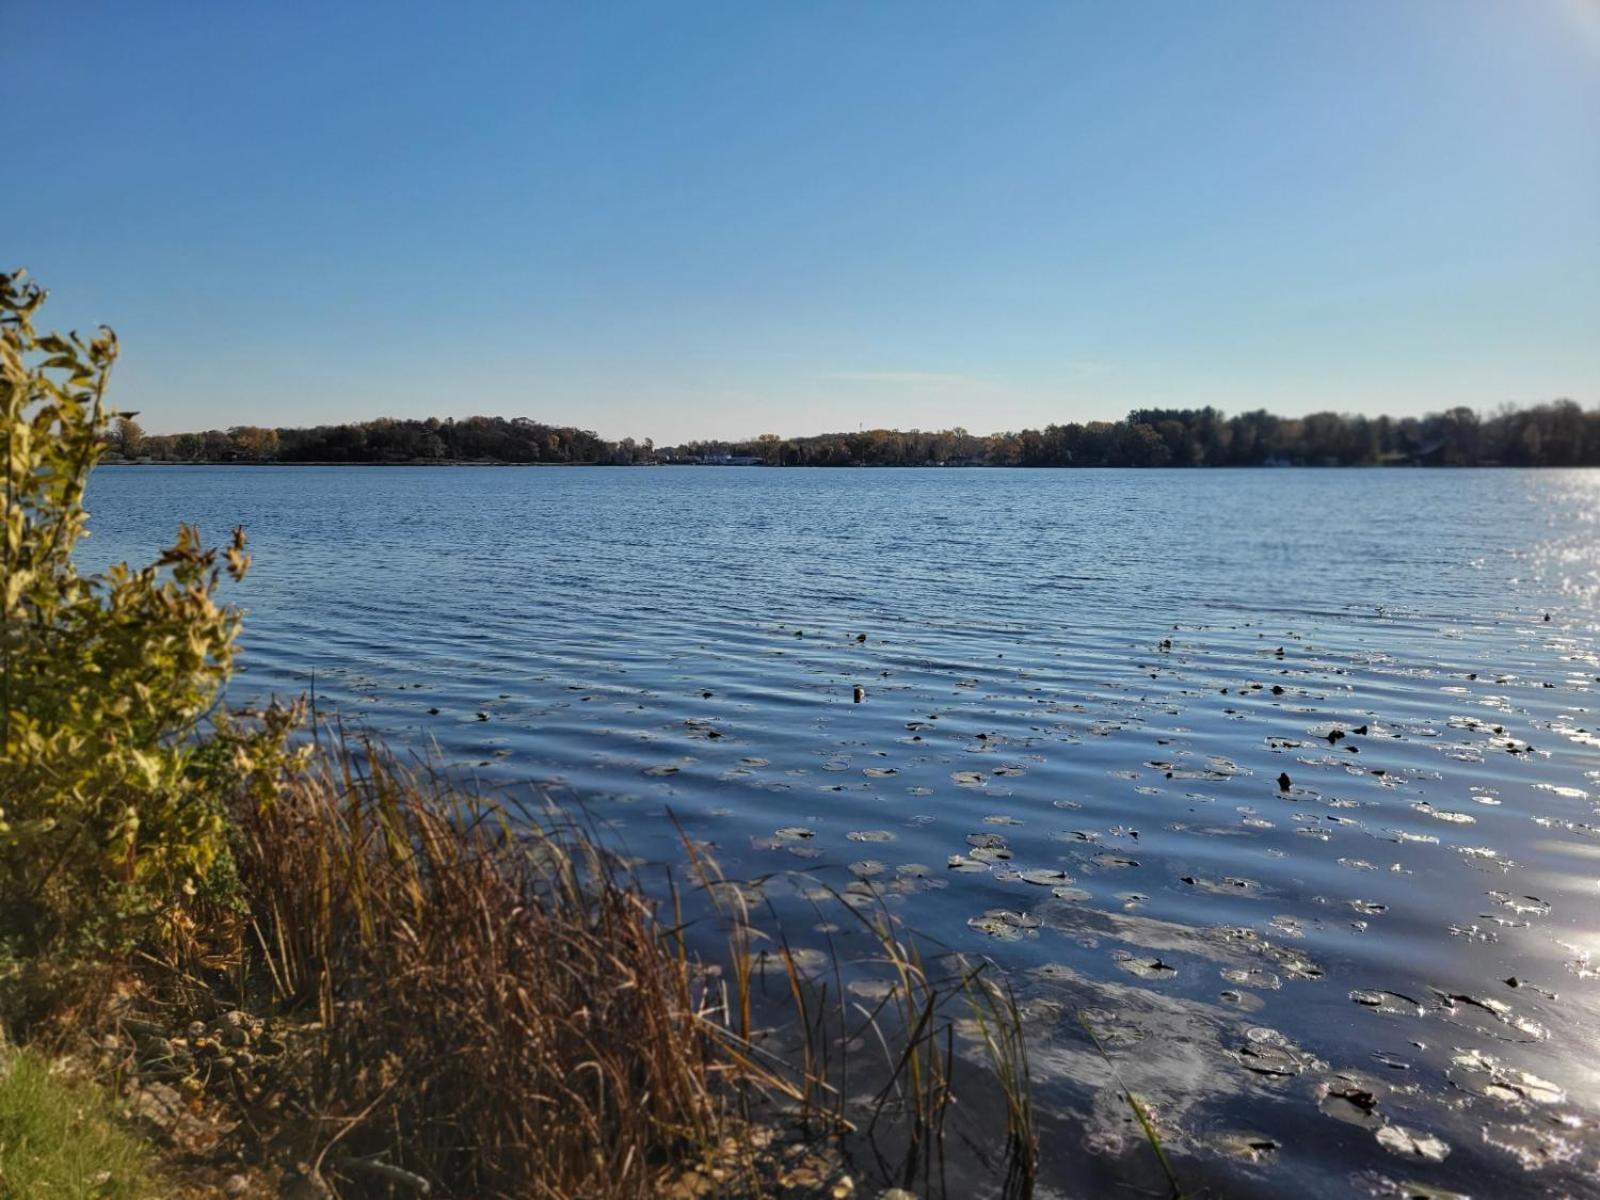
[0,269,298,949]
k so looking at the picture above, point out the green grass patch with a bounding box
[0,1050,163,1200]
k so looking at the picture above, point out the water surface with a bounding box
[84,465,1600,1197]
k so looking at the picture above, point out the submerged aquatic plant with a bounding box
[1078,1012,1183,1199]
[679,834,1039,1197]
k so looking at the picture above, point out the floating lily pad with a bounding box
[1413,802,1476,824]
[1375,1124,1450,1163]
[847,978,896,1002]
[1236,1044,1303,1078]
[1018,868,1070,886]
[1232,1031,1312,1078]
[1221,967,1282,991]
[968,909,1041,940]
[749,946,829,976]
[1181,875,1260,895]
[1113,952,1177,980]
[1450,1051,1565,1104]
[1091,853,1140,869]
[1348,989,1423,1016]
[1378,1184,1466,1200]
[1319,1079,1383,1128]
[1214,1131,1280,1163]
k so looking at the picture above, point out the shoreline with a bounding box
[96,458,1560,470]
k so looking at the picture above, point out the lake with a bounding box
[84,465,1600,1197]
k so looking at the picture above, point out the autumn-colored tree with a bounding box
[0,270,301,949]
[228,424,279,460]
[112,413,144,458]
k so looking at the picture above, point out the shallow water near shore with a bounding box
[85,465,1600,1197]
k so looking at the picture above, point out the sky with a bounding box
[6,1,1599,442]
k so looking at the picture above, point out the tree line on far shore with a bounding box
[112,414,646,466]
[110,399,1600,468]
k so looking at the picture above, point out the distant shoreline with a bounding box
[107,401,1600,469]
[99,458,1573,470]
[103,458,617,468]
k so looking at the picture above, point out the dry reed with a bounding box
[161,736,1036,1197]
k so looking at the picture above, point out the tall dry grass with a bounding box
[227,744,748,1198]
[162,736,1039,1198]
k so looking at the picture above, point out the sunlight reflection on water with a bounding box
[83,465,1600,1197]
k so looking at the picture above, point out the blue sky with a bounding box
[7,1,1599,441]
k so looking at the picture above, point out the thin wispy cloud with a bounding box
[824,370,999,389]
[826,363,1113,390]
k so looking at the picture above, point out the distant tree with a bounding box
[112,414,144,458]
[229,426,280,461]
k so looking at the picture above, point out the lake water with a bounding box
[84,465,1600,1198]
